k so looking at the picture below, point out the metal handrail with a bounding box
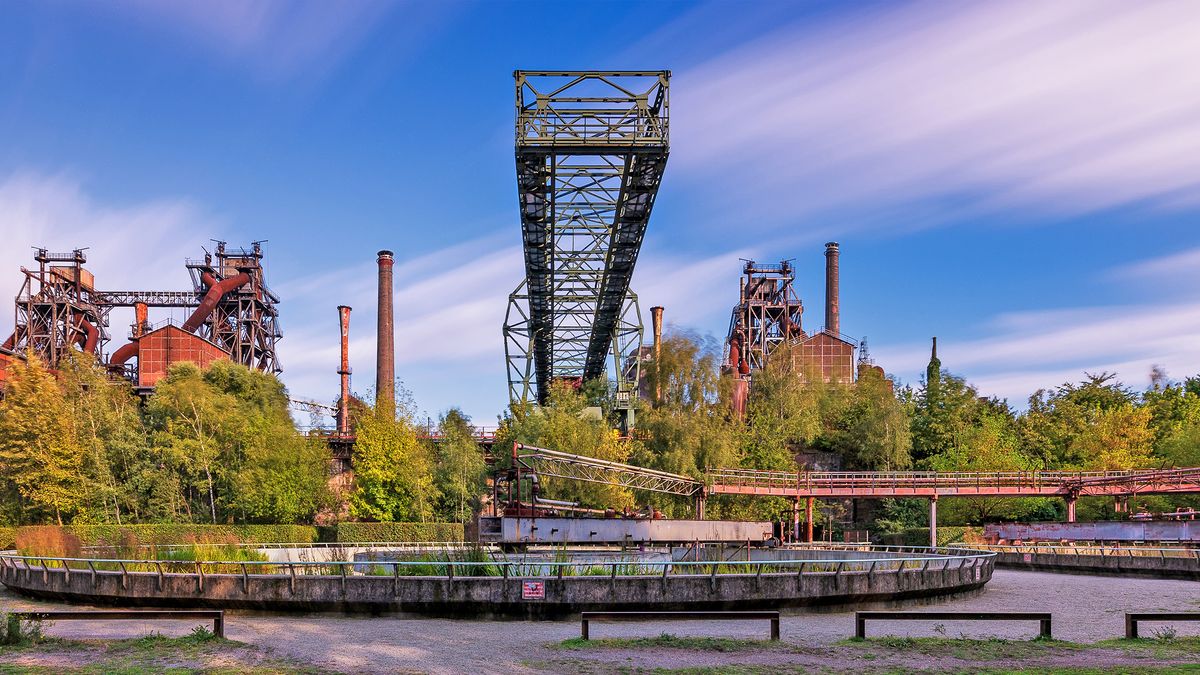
[0,546,995,579]
[967,543,1200,556]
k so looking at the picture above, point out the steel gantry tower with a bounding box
[503,71,670,430]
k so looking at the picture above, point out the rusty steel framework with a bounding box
[183,242,282,374]
[504,71,669,431]
[4,249,107,367]
[725,260,804,375]
[3,242,281,380]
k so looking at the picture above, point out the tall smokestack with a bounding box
[337,305,352,434]
[376,250,395,412]
[824,242,840,335]
[650,306,664,402]
[650,306,664,360]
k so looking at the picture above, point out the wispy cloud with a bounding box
[111,0,402,81]
[674,0,1200,229]
[0,171,223,346]
[874,299,1200,404]
[275,233,758,421]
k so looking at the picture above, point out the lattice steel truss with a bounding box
[503,71,669,429]
[725,260,804,374]
[515,444,702,497]
[185,242,282,374]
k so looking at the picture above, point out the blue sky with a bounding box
[3,0,1200,425]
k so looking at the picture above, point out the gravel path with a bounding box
[4,569,1199,673]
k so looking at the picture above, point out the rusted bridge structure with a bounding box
[503,71,670,432]
[504,444,1200,545]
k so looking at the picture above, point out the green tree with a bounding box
[432,409,488,523]
[350,401,437,522]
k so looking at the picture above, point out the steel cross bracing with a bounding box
[515,444,702,497]
[504,72,669,427]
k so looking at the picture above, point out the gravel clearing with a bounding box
[3,569,1199,673]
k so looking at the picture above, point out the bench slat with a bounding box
[13,610,224,638]
[580,610,780,641]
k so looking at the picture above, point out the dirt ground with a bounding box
[3,569,1200,673]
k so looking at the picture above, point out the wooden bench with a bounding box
[1125,613,1200,639]
[855,611,1051,639]
[580,611,780,641]
[13,610,224,639]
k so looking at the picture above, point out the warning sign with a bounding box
[522,580,545,600]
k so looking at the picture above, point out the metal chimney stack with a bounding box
[824,242,840,335]
[336,305,352,434]
[375,250,395,412]
[650,306,664,402]
[650,306,664,361]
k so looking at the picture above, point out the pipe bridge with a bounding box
[503,71,669,431]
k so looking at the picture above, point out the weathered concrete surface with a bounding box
[994,549,1200,580]
[987,520,1200,543]
[0,558,992,618]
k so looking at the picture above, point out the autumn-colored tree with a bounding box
[0,353,85,524]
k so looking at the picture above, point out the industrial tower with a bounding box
[503,71,670,430]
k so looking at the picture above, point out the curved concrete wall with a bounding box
[994,550,1200,580]
[0,558,993,618]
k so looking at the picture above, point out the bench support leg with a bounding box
[770,618,780,641]
[581,619,589,640]
[1039,618,1052,639]
[214,613,225,639]
[855,614,866,639]
[1125,615,1137,639]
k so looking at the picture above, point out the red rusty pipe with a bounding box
[110,340,138,365]
[78,318,99,354]
[336,305,352,435]
[182,272,251,333]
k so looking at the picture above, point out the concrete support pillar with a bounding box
[792,498,801,542]
[805,497,815,543]
[1066,496,1077,523]
[929,496,939,549]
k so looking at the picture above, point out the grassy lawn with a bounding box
[0,625,328,674]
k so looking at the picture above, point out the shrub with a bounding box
[327,522,464,543]
[15,526,82,557]
[8,524,316,552]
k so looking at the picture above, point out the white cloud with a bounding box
[0,171,222,349]
[674,0,1200,227]
[874,301,1200,404]
[111,0,400,81]
[275,234,759,422]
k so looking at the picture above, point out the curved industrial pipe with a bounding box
[110,340,138,366]
[182,272,251,333]
[76,317,100,354]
